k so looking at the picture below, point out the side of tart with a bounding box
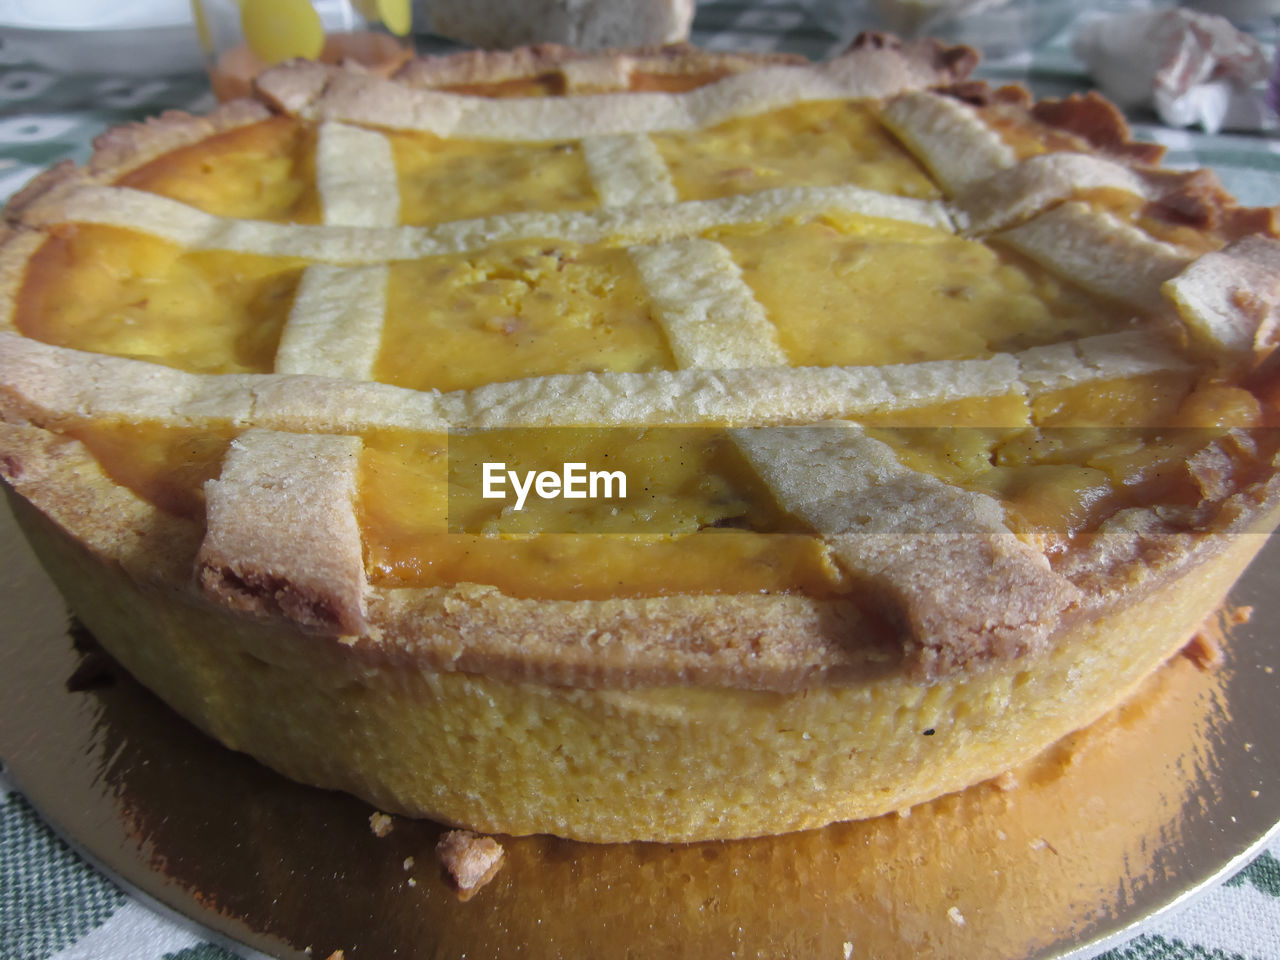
[2,39,1278,842]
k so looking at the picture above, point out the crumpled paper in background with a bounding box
[1073,7,1274,133]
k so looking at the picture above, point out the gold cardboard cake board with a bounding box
[1,499,1278,960]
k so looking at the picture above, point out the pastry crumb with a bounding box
[408,877,417,887]
[326,951,345,960]
[369,811,394,837]
[947,906,965,927]
[437,829,505,901]
[1182,629,1224,670]
[403,856,415,870]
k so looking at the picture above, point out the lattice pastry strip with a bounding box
[575,109,793,374]
[0,330,1194,434]
[628,238,787,369]
[880,91,1015,193]
[1015,331,1192,395]
[256,48,977,139]
[1164,235,1280,364]
[275,120,399,380]
[882,91,1174,234]
[31,182,954,263]
[957,153,1154,233]
[274,263,389,379]
[581,134,678,207]
[195,120,402,629]
[315,121,401,227]
[997,202,1194,315]
[880,90,1255,333]
[197,429,368,633]
[732,423,1082,671]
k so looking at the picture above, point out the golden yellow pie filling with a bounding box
[4,47,1278,842]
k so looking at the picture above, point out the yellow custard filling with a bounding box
[376,239,670,392]
[444,427,788,535]
[874,376,1272,543]
[717,217,1132,367]
[358,429,846,598]
[390,133,598,225]
[653,100,941,201]
[14,101,1262,600]
[118,116,320,223]
[61,422,236,520]
[17,225,303,374]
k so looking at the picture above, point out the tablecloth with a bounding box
[1,1,1279,958]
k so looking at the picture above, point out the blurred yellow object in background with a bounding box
[355,0,412,36]
[377,0,412,36]
[241,0,324,64]
[193,0,413,100]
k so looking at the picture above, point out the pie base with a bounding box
[12,489,1270,842]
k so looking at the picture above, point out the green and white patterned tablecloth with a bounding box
[2,2,1279,958]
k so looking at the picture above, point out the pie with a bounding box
[1,39,1278,844]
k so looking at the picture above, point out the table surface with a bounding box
[1,2,1279,959]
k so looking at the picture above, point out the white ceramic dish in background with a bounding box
[0,25,205,76]
[0,0,203,75]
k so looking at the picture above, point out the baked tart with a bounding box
[2,40,1278,843]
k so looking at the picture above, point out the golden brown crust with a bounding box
[4,102,272,229]
[253,44,809,117]
[256,37,980,135]
[933,86,1165,166]
[87,101,274,178]
[368,583,890,690]
[933,80,1033,109]
[842,533,1083,679]
[8,396,1272,694]
[393,42,808,92]
[1030,93,1167,166]
[2,162,79,225]
[0,422,204,581]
